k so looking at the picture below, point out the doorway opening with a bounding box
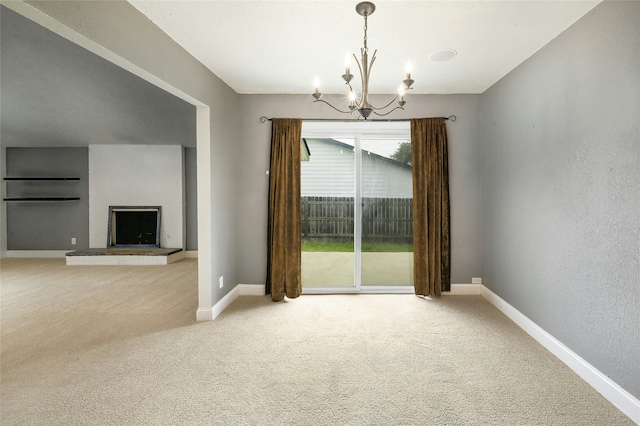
[301,121,413,294]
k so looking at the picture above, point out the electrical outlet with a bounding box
[71,237,76,245]
[219,276,224,289]
[472,277,482,284]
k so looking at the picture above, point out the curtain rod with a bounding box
[259,115,456,124]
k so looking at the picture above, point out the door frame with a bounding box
[301,121,414,294]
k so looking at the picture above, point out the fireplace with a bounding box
[107,206,161,248]
[66,204,183,265]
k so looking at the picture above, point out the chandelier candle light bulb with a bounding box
[342,52,354,84]
[348,91,358,110]
[403,60,414,90]
[313,76,322,100]
[311,1,415,119]
[398,85,406,107]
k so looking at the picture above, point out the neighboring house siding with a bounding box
[301,139,355,197]
[302,139,412,198]
[362,154,412,198]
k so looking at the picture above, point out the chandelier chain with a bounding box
[362,13,368,53]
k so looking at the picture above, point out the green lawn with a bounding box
[302,241,413,252]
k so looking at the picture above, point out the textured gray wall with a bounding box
[0,5,196,148]
[237,94,482,285]
[6,147,89,250]
[0,149,6,256]
[481,1,639,398]
[185,147,198,251]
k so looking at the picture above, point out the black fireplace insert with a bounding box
[107,206,161,248]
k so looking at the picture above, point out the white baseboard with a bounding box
[196,283,266,322]
[184,251,198,258]
[199,283,480,319]
[195,307,213,322]
[7,250,68,258]
[480,285,640,424]
[237,283,266,296]
[226,284,480,297]
[449,283,482,295]
[196,289,236,322]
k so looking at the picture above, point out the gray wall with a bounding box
[1,5,199,252]
[3,146,198,251]
[23,0,240,307]
[0,5,196,148]
[6,147,89,250]
[185,147,198,250]
[237,94,482,285]
[481,1,640,399]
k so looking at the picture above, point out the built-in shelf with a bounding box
[3,177,81,202]
[3,197,80,202]
[3,177,80,181]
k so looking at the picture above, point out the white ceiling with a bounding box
[129,0,601,95]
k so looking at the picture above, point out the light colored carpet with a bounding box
[0,258,633,425]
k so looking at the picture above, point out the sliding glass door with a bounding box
[360,138,413,288]
[300,137,356,289]
[301,122,413,293]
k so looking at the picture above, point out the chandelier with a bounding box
[312,2,414,119]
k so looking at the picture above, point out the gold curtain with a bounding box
[267,118,302,301]
[411,118,451,296]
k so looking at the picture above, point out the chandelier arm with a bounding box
[313,99,353,114]
[345,82,363,108]
[368,51,377,76]
[362,50,375,109]
[372,106,405,117]
[368,86,413,111]
[369,94,400,111]
[361,51,380,109]
[353,53,365,101]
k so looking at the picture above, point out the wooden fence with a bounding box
[301,196,413,244]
